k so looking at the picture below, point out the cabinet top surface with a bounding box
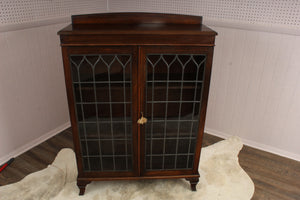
[58,12,217,36]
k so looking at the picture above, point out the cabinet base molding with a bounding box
[78,174,200,195]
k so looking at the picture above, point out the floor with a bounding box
[0,128,299,200]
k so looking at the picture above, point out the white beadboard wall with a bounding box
[205,26,300,160]
[0,0,299,164]
[0,23,70,164]
[108,1,300,160]
[0,0,108,165]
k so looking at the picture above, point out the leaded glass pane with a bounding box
[70,54,133,172]
[145,54,206,171]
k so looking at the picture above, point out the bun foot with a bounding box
[186,177,199,191]
[77,180,91,195]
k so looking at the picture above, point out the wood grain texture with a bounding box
[1,129,299,199]
[72,13,203,25]
[239,146,300,200]
[58,13,216,47]
[0,128,73,186]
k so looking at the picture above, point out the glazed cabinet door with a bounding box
[62,46,138,177]
[139,46,213,176]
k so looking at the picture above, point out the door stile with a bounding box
[131,46,139,176]
[137,46,147,176]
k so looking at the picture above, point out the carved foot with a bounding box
[77,180,91,195]
[186,177,199,191]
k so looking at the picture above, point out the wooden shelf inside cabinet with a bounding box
[58,12,217,195]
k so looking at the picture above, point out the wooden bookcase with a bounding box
[58,12,217,195]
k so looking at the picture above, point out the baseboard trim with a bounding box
[205,128,300,162]
[0,122,71,165]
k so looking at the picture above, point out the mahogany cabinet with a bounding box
[58,12,217,195]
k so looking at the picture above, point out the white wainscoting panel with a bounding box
[205,26,300,160]
[108,0,300,160]
[0,23,71,162]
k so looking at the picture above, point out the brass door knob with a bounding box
[137,112,147,125]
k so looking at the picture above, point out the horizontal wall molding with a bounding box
[0,14,299,36]
[0,16,70,33]
[204,18,300,36]
[205,128,300,162]
[0,122,71,166]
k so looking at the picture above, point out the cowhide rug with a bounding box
[0,136,254,200]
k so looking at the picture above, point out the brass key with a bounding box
[137,112,147,125]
